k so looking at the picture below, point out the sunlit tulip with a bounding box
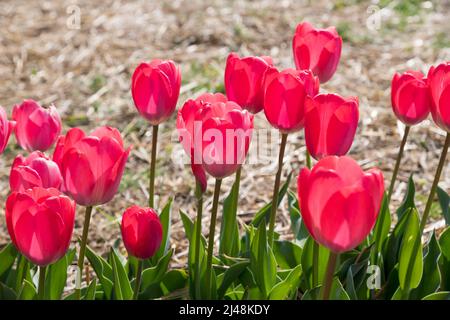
[12,100,62,152]
[304,93,359,160]
[224,53,274,113]
[6,187,75,266]
[0,106,14,154]
[10,151,62,192]
[297,156,384,253]
[428,62,450,132]
[53,126,130,206]
[264,68,319,133]
[292,22,342,83]
[131,59,181,125]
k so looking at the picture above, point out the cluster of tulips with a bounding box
[0,21,449,301]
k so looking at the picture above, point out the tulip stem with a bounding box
[133,259,143,300]
[205,178,222,299]
[38,266,46,300]
[75,205,93,300]
[194,180,204,299]
[322,252,338,300]
[387,125,410,202]
[268,133,288,245]
[149,124,159,208]
[305,149,312,169]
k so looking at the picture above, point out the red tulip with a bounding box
[6,187,75,266]
[53,126,130,206]
[292,22,342,83]
[264,68,319,133]
[224,53,274,113]
[12,100,62,152]
[121,206,163,260]
[131,59,181,125]
[391,70,430,126]
[297,156,384,253]
[304,93,359,160]
[10,151,62,192]
[428,62,450,132]
[0,106,14,154]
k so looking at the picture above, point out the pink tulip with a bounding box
[428,62,450,132]
[6,187,75,266]
[264,68,319,133]
[297,156,384,253]
[53,126,130,206]
[0,106,14,154]
[304,93,359,160]
[131,59,181,125]
[292,22,342,83]
[12,100,62,151]
[224,53,274,113]
[10,151,62,192]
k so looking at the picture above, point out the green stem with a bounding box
[149,124,159,208]
[38,266,46,300]
[268,133,288,245]
[194,180,204,299]
[322,252,338,300]
[305,149,312,169]
[387,125,410,202]
[205,178,222,299]
[75,205,93,300]
[133,260,143,300]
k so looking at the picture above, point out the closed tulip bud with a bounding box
[12,100,62,152]
[305,93,359,160]
[224,53,274,113]
[264,68,319,133]
[297,156,384,253]
[391,70,430,126]
[10,151,62,192]
[428,62,450,132]
[6,187,75,266]
[292,22,342,83]
[121,206,163,260]
[131,59,181,125]
[53,126,130,206]
[0,106,14,154]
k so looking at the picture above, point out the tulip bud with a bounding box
[12,100,62,152]
[304,93,359,160]
[6,187,75,266]
[391,70,430,126]
[0,106,14,154]
[264,68,319,133]
[428,62,450,132]
[53,126,130,206]
[121,206,163,260]
[224,53,274,114]
[131,59,181,125]
[10,151,62,192]
[292,22,342,83]
[297,156,384,253]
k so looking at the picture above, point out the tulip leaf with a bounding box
[0,282,17,300]
[219,177,241,257]
[14,254,30,293]
[85,245,113,299]
[180,210,207,245]
[110,248,133,300]
[251,173,292,227]
[151,198,172,265]
[422,291,450,300]
[273,240,302,270]
[437,186,450,225]
[372,193,391,256]
[138,269,188,300]
[438,227,450,291]
[287,190,310,245]
[45,249,75,300]
[18,279,36,300]
[398,208,423,291]
[383,209,410,278]
[140,249,173,293]
[301,278,350,300]
[84,278,97,300]
[217,260,250,299]
[269,264,302,300]
[396,175,416,220]
[301,236,330,289]
[0,244,18,280]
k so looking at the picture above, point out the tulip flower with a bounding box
[0,106,14,154]
[10,151,62,192]
[224,52,274,113]
[6,187,75,299]
[121,205,163,299]
[12,99,62,152]
[304,93,359,160]
[297,156,384,299]
[428,62,450,133]
[53,126,130,299]
[131,59,181,208]
[292,22,342,83]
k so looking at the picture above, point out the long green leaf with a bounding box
[219,178,241,257]
[152,198,173,264]
[110,248,133,300]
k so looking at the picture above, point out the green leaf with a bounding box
[45,249,75,300]
[439,227,450,290]
[273,240,302,270]
[152,198,172,264]
[372,193,391,255]
[0,244,18,280]
[18,279,36,300]
[180,210,206,245]
[269,265,302,300]
[422,291,450,300]
[251,173,292,227]
[437,186,450,225]
[383,209,410,277]
[110,248,133,300]
[287,190,309,245]
[84,278,97,300]
[217,260,250,299]
[301,278,350,300]
[396,175,416,220]
[140,249,173,292]
[139,269,188,300]
[219,178,241,257]
[301,236,330,289]
[398,208,423,291]
[0,282,17,300]
[85,245,113,299]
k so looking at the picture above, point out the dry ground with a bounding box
[0,0,449,269]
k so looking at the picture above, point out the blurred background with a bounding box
[0,0,449,270]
